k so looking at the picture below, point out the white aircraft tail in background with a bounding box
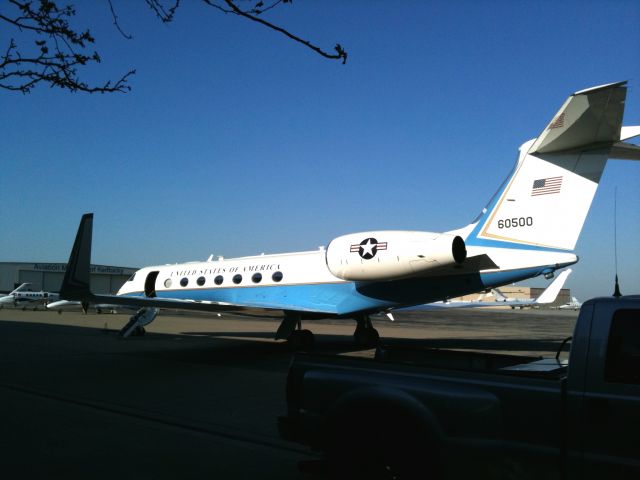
[418,268,571,310]
[57,82,639,347]
[558,296,582,310]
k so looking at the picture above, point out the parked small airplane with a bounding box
[418,268,571,309]
[558,296,582,311]
[58,82,639,347]
[0,283,59,310]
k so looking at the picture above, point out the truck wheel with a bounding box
[325,411,438,479]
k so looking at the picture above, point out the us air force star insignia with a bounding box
[350,238,388,260]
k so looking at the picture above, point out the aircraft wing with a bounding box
[58,214,334,316]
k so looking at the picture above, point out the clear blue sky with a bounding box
[1,1,639,300]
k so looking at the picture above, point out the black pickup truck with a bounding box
[279,296,640,479]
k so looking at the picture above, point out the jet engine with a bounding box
[326,231,466,281]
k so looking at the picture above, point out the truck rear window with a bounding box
[605,309,640,385]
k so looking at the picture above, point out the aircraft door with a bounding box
[144,271,159,298]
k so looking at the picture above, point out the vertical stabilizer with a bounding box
[59,213,93,300]
[468,82,629,252]
[535,268,571,304]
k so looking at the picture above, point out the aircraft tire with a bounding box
[132,326,146,337]
[288,329,315,351]
[354,326,380,347]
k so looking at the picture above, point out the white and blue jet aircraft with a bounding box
[59,81,640,347]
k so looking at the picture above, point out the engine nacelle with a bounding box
[326,231,466,281]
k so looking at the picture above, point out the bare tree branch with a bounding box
[1,0,134,93]
[0,0,347,94]
[144,0,181,23]
[211,0,347,64]
[108,0,133,39]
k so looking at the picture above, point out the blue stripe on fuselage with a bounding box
[122,264,569,316]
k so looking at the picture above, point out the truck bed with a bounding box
[354,344,568,379]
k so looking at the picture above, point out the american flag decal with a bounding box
[531,176,563,196]
[549,112,565,129]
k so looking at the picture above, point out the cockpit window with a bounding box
[127,273,136,282]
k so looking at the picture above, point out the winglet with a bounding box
[59,214,94,301]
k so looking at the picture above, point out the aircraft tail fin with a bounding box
[535,268,571,304]
[466,81,633,252]
[59,213,94,301]
[10,283,32,294]
[491,288,509,302]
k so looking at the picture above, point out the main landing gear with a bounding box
[276,312,315,350]
[276,312,381,350]
[353,313,380,347]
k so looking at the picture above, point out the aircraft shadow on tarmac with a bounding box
[0,318,570,367]
[180,330,568,356]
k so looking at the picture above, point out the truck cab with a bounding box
[567,297,640,478]
[280,296,640,479]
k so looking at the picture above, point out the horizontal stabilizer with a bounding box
[530,81,627,154]
[620,126,640,141]
[609,141,640,160]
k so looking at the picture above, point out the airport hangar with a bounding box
[0,262,137,295]
[0,261,571,306]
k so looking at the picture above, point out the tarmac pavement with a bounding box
[0,307,578,478]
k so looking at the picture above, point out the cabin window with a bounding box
[197,276,206,286]
[272,271,283,282]
[180,277,189,287]
[233,274,242,285]
[164,279,172,288]
[252,273,262,284]
[214,275,224,285]
[604,309,640,385]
